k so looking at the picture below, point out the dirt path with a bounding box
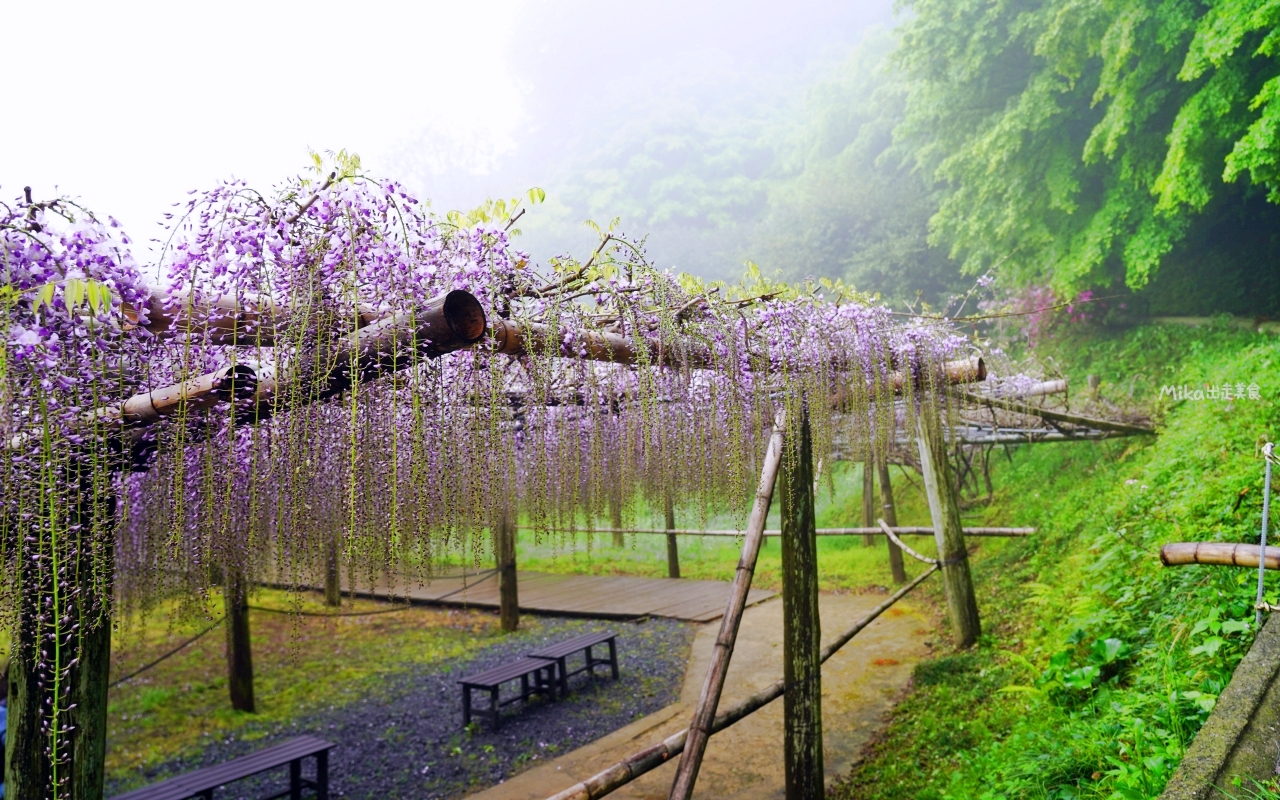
[469,590,933,800]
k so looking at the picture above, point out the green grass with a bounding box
[833,322,1280,800]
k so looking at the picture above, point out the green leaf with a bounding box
[33,283,55,314]
[63,279,86,311]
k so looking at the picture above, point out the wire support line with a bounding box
[428,567,499,601]
[247,604,414,617]
[108,616,225,690]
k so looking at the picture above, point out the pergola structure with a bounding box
[1,178,1152,800]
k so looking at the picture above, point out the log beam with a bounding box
[955,389,1154,436]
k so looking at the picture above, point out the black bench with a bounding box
[458,657,558,729]
[110,735,333,800]
[528,631,619,698]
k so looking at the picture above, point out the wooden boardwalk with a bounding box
[327,570,775,622]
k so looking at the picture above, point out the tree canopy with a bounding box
[895,0,1280,294]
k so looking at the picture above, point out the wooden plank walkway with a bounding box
[321,570,775,622]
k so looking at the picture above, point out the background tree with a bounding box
[893,0,1280,313]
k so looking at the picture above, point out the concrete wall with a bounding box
[1162,612,1280,799]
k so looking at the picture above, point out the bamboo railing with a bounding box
[1160,542,1280,570]
[520,526,1035,538]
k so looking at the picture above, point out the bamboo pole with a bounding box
[667,411,786,800]
[665,492,680,579]
[545,566,938,800]
[889,356,985,392]
[518,526,1035,537]
[877,460,907,584]
[916,408,981,648]
[955,389,1154,436]
[1160,542,1280,570]
[780,409,823,799]
[970,378,1068,398]
[862,460,876,547]
[497,508,520,632]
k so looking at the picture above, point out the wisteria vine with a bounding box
[2,158,976,795]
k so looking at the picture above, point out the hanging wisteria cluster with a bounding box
[2,163,975,789]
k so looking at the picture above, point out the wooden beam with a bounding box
[491,318,713,369]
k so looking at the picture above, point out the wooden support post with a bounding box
[69,610,112,800]
[916,408,981,648]
[324,530,341,607]
[780,409,824,799]
[611,499,625,548]
[877,459,907,584]
[665,492,680,579]
[7,490,114,800]
[224,568,256,712]
[668,412,786,800]
[497,508,520,632]
[862,460,875,546]
[8,563,53,800]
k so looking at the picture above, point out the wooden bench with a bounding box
[528,631,619,698]
[458,656,558,729]
[110,735,333,800]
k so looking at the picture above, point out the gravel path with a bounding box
[107,615,695,799]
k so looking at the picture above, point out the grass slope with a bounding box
[837,323,1280,799]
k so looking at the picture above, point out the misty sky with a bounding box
[5,0,892,279]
